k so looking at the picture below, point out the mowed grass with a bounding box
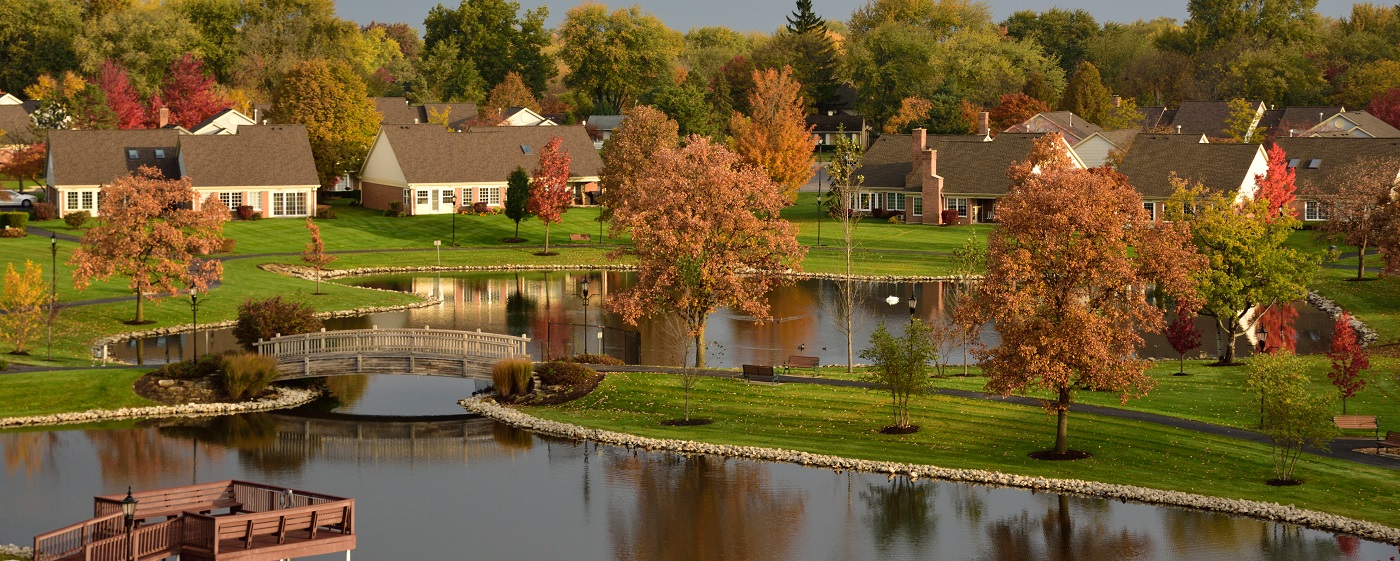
[530,372,1400,528]
[1286,229,1400,343]
[0,368,153,417]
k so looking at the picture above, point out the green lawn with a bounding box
[530,372,1400,528]
[0,368,153,417]
[1285,229,1400,343]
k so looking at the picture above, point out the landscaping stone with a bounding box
[1306,291,1379,345]
[0,386,322,429]
[458,396,1400,546]
[0,544,31,560]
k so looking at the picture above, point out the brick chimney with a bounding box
[978,111,990,137]
[158,107,169,128]
[911,128,943,225]
[911,128,927,162]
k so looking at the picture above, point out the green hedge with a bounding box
[0,212,28,230]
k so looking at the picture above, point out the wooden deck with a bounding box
[34,481,354,561]
[255,327,530,379]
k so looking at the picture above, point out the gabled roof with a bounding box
[1304,110,1400,138]
[47,129,181,185]
[0,93,22,105]
[177,125,319,187]
[1261,106,1344,134]
[373,97,480,129]
[586,115,625,131]
[935,133,1068,196]
[0,105,34,144]
[805,114,865,133]
[373,125,602,184]
[189,108,256,135]
[853,134,988,189]
[1076,129,1139,150]
[501,107,554,126]
[1272,137,1400,196]
[1117,134,1262,198]
[1170,100,1262,138]
[1005,111,1103,143]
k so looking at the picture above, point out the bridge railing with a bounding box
[254,327,530,361]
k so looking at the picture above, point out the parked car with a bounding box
[0,190,37,207]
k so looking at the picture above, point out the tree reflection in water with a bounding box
[861,478,938,553]
[505,275,538,340]
[981,494,1153,561]
[322,375,371,409]
[607,453,805,561]
[84,428,193,488]
[2,431,59,478]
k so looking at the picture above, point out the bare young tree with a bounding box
[826,129,866,374]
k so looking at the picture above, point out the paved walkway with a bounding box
[595,365,1400,470]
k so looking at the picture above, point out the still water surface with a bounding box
[2,375,1392,560]
[113,271,1336,368]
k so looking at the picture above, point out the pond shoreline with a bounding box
[459,396,1400,546]
[0,386,322,429]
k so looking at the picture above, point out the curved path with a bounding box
[593,365,1400,471]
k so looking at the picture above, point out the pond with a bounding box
[113,271,1337,369]
[2,375,1392,560]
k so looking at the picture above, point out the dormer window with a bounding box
[154,149,166,159]
[127,149,139,159]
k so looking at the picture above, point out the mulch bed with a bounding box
[661,418,714,426]
[879,425,920,435]
[1266,479,1304,486]
[1029,450,1093,461]
[495,373,605,407]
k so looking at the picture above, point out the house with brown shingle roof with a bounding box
[45,126,319,218]
[1003,111,1103,144]
[373,97,480,129]
[1273,137,1400,221]
[358,125,602,216]
[851,129,1083,225]
[1301,110,1400,138]
[1116,134,1267,220]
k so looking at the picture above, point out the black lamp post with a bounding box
[450,192,457,247]
[1257,325,1269,353]
[816,163,823,247]
[48,233,56,361]
[908,294,918,324]
[189,288,200,359]
[580,278,593,355]
[121,487,138,560]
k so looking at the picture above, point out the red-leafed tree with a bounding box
[968,136,1205,457]
[988,93,1050,136]
[1254,143,1297,222]
[527,137,572,256]
[70,167,229,324]
[302,218,336,295]
[607,136,805,370]
[0,143,45,192]
[95,60,146,129]
[1165,303,1202,376]
[149,54,230,130]
[1326,312,1369,414]
[1366,87,1400,130]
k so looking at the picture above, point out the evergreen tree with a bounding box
[504,166,532,242]
[1062,61,1112,126]
[786,0,824,34]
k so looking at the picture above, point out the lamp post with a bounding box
[580,277,593,355]
[189,288,200,359]
[816,162,823,247]
[908,294,918,324]
[450,193,457,247]
[1257,325,1269,353]
[48,233,56,361]
[121,487,138,561]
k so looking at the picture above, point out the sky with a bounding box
[335,0,1359,33]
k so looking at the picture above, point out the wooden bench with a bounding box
[742,364,775,383]
[95,481,243,520]
[1380,431,1400,455]
[783,355,820,377]
[1334,415,1380,439]
[569,233,591,242]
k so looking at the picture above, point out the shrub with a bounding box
[492,358,534,397]
[250,212,263,221]
[0,212,28,230]
[940,209,959,225]
[232,296,323,350]
[63,210,90,229]
[220,238,237,253]
[315,204,336,219]
[220,353,280,400]
[567,353,623,366]
[0,228,24,238]
[156,354,222,380]
[385,201,406,217]
[887,214,904,224]
[0,357,8,371]
[535,361,597,386]
[32,203,57,220]
[235,205,256,220]
[472,201,489,214]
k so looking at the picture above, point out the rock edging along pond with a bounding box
[0,386,322,429]
[1307,290,1380,345]
[0,543,31,560]
[458,396,1400,546]
[266,261,966,283]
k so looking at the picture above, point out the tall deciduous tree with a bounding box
[527,137,572,256]
[0,260,47,354]
[272,59,380,187]
[971,137,1203,456]
[152,54,230,130]
[1222,98,1264,143]
[1164,181,1315,365]
[859,320,938,431]
[504,166,532,242]
[484,71,540,114]
[0,0,82,95]
[599,106,680,224]
[1367,87,1400,130]
[729,67,816,202]
[0,144,46,192]
[1254,143,1297,222]
[558,4,682,112]
[988,93,1050,135]
[607,137,805,368]
[1166,303,1203,375]
[422,0,554,94]
[70,167,228,324]
[302,218,336,295]
[1320,157,1400,280]
[1327,312,1369,414]
[826,130,866,375]
[95,60,146,129]
[1062,61,1112,126]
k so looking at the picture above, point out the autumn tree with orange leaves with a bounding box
[599,106,679,224]
[0,261,48,354]
[528,137,573,256]
[0,143,45,192]
[608,137,805,369]
[1254,144,1297,221]
[303,218,336,295]
[70,167,228,324]
[968,136,1203,458]
[729,66,815,202]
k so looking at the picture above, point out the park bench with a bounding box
[569,233,591,242]
[95,481,244,520]
[1381,432,1400,455]
[1334,415,1379,439]
[783,355,820,377]
[742,364,776,383]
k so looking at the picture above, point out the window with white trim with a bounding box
[82,191,94,211]
[1304,200,1327,221]
[887,193,906,211]
[1142,202,1155,221]
[66,191,79,211]
[478,186,501,206]
[946,197,968,218]
[855,192,872,211]
[442,190,455,204]
[219,192,243,211]
[246,192,262,211]
[911,197,923,216]
[272,192,307,217]
[416,190,429,205]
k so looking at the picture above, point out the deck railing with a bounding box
[32,512,124,561]
[254,327,529,361]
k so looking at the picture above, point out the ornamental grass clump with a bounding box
[220,353,280,400]
[492,358,534,397]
